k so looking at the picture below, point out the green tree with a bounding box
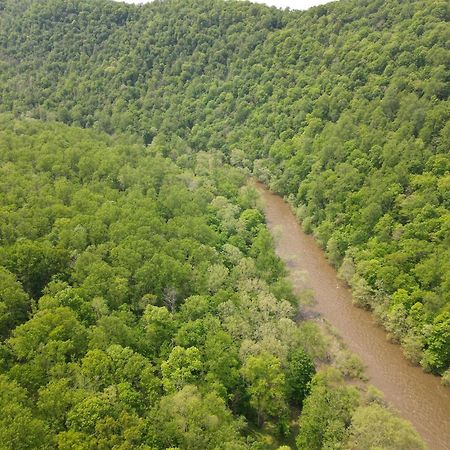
[150,385,245,449]
[240,353,287,426]
[296,369,359,450]
[346,404,426,450]
[285,348,315,406]
[0,267,29,337]
[161,346,203,393]
[0,375,50,449]
[421,309,450,374]
[9,306,87,362]
[0,240,68,298]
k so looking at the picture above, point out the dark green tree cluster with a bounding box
[0,0,447,374]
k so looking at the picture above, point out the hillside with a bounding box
[0,0,448,447]
[0,117,290,448]
[1,0,448,377]
[0,117,427,448]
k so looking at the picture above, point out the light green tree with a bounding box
[346,404,426,450]
[161,346,203,393]
[241,353,287,426]
[150,385,245,449]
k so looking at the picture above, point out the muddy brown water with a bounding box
[256,183,450,450]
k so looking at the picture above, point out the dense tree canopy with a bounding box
[0,0,447,375]
[0,117,300,447]
[0,114,425,448]
[0,0,445,447]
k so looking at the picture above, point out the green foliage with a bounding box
[161,346,203,393]
[241,353,288,426]
[346,403,426,450]
[0,267,29,337]
[149,385,245,449]
[296,369,360,450]
[0,118,302,447]
[0,240,69,298]
[421,309,450,373]
[0,0,446,373]
[0,375,49,449]
[285,348,315,405]
[0,0,439,446]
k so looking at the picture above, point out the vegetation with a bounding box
[0,0,447,375]
[0,0,446,447]
[0,115,424,448]
[0,116,293,447]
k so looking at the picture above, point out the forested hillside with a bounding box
[0,117,305,448]
[0,117,426,448]
[0,0,447,447]
[1,0,447,377]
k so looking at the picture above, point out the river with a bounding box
[256,183,450,450]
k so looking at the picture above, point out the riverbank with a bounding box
[255,182,450,450]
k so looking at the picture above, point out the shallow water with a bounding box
[256,183,450,450]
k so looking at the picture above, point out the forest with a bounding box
[0,0,447,448]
